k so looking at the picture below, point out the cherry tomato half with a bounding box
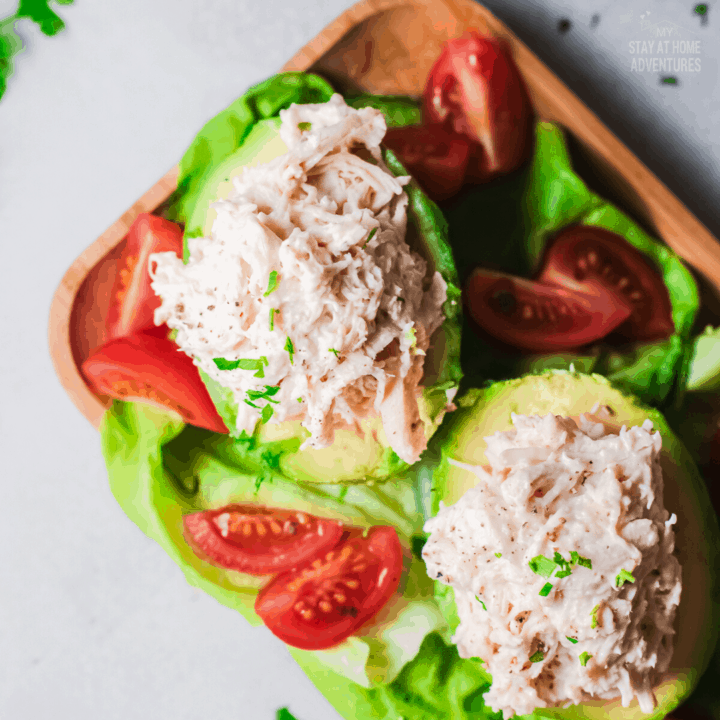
[423,32,533,183]
[81,332,228,433]
[538,226,674,341]
[464,268,633,351]
[255,526,402,650]
[183,506,345,575]
[383,124,472,201]
[106,213,183,340]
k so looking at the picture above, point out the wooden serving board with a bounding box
[49,0,720,429]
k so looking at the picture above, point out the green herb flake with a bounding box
[246,385,280,403]
[285,337,295,365]
[261,404,274,424]
[213,356,268,377]
[616,569,636,587]
[494,552,502,558]
[476,597,487,611]
[570,551,593,570]
[297,122,311,131]
[297,397,303,403]
[539,582,554,597]
[529,650,545,663]
[566,636,578,644]
[362,227,377,249]
[264,270,279,297]
[579,651,593,667]
[269,308,276,331]
[397,296,405,303]
[329,348,340,358]
[590,604,600,629]
[695,4,707,16]
[529,555,558,578]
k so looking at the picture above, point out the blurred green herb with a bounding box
[1,0,74,101]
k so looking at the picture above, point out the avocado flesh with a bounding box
[187,120,453,484]
[432,371,720,720]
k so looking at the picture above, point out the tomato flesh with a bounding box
[255,526,402,650]
[538,226,674,341]
[383,124,472,201]
[183,506,344,575]
[423,32,533,183]
[464,268,633,351]
[81,332,228,433]
[106,213,183,340]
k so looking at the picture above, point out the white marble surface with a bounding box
[1,1,717,719]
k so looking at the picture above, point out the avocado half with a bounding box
[431,370,720,720]
[183,117,462,484]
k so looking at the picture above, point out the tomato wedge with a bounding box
[183,506,345,575]
[81,332,228,433]
[255,526,402,650]
[538,226,674,341]
[106,213,183,340]
[464,268,633,351]
[383,124,472,201]
[423,32,533,183]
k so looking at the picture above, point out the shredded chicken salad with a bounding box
[423,413,682,717]
[149,94,447,463]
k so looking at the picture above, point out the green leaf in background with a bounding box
[167,72,335,225]
[687,326,720,393]
[0,0,73,101]
[443,121,700,409]
[345,94,422,128]
[276,709,299,720]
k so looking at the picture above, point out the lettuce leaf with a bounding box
[101,400,448,687]
[444,122,699,409]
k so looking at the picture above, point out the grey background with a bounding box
[1,1,717,719]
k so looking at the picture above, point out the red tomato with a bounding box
[81,332,228,433]
[383,124,472,201]
[255,526,402,650]
[106,213,183,340]
[538,226,674,341]
[183,506,345,575]
[423,32,533,183]
[464,268,633,351]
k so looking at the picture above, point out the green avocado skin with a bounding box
[183,117,462,486]
[430,370,720,720]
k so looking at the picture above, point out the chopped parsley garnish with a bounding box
[579,651,593,667]
[476,597,487,611]
[566,636,578,644]
[570,551,593,569]
[213,356,268,378]
[590,604,600,629]
[261,404,274,424]
[616,569,636,587]
[297,397,303,403]
[552,551,573,578]
[529,555,558,578]
[494,552,502,558]
[397,296,405,303]
[362,227,377,249]
[329,348,340,358]
[529,650,545,663]
[264,270,279,297]
[285,337,294,365]
[269,308,276,331]
[297,122,311,131]
[246,385,280,403]
[539,582,553,597]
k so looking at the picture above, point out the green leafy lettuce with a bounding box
[101,400,450,688]
[445,122,699,410]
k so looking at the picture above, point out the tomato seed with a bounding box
[242,523,252,536]
[587,251,598,267]
[522,305,533,320]
[297,513,308,524]
[300,609,314,620]
[630,291,643,301]
[325,551,335,562]
[334,593,346,603]
[256,523,267,537]
[319,601,333,613]
[344,579,359,589]
[618,277,629,289]
[270,521,282,534]
[352,564,367,572]
[312,559,324,569]
[294,602,306,612]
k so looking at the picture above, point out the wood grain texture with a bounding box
[50,0,720,432]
